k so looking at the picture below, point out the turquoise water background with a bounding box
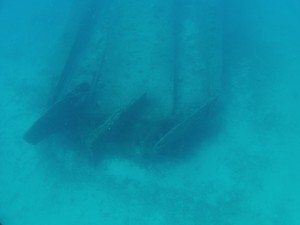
[1,0,300,224]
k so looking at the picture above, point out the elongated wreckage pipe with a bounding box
[24,0,111,145]
[51,0,103,104]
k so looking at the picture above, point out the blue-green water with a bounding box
[1,0,300,224]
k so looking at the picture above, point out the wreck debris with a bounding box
[152,97,219,155]
[87,94,148,151]
[24,83,90,145]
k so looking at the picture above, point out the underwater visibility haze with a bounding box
[0,0,300,224]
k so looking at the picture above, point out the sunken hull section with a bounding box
[24,83,90,145]
[152,98,220,157]
[86,94,149,156]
